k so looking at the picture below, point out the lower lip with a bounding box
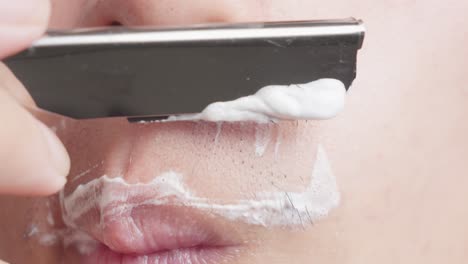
[84,244,240,264]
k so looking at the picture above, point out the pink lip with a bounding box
[77,199,242,264]
[101,204,230,254]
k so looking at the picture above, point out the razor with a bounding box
[4,18,365,121]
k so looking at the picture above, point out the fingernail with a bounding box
[36,120,70,178]
[0,0,50,26]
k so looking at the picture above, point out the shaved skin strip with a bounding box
[61,145,339,229]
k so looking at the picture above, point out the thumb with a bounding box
[0,259,9,264]
[0,0,51,58]
[0,0,68,196]
[0,87,70,196]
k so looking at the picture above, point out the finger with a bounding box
[0,0,51,58]
[0,259,9,264]
[0,62,35,107]
[0,88,70,196]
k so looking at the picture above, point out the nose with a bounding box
[92,0,267,27]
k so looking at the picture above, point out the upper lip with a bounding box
[97,202,236,254]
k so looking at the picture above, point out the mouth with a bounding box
[76,201,245,264]
[61,163,251,264]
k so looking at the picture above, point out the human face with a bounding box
[1,0,468,263]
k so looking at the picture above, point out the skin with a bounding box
[0,0,69,196]
[1,0,468,263]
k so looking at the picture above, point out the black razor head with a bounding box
[5,18,365,120]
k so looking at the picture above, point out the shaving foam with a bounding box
[166,78,345,123]
[214,122,223,144]
[61,145,339,228]
[254,124,273,157]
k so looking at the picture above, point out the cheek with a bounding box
[0,195,64,263]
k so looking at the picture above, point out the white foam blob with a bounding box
[167,78,346,123]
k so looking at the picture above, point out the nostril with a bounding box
[110,21,122,26]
